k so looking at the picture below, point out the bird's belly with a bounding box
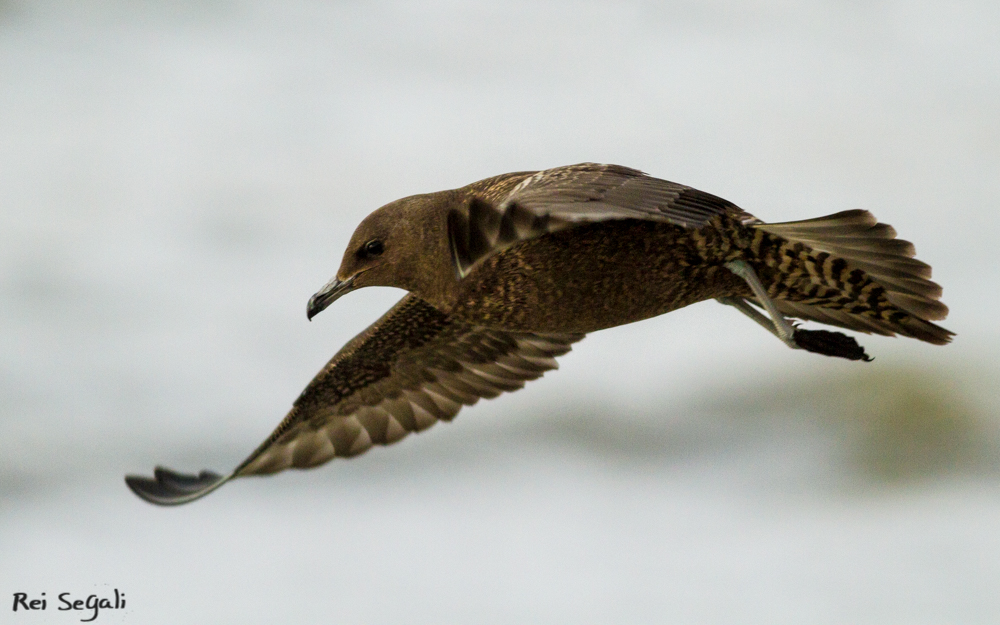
[448,220,748,333]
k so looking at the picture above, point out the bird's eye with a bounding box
[361,239,384,258]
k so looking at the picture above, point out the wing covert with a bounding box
[126,294,583,505]
[237,294,582,475]
[450,163,742,277]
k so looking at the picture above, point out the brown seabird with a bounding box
[126,163,952,505]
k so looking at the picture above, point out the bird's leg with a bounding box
[721,260,798,349]
[719,260,873,361]
[716,296,794,344]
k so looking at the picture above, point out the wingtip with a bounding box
[125,466,231,506]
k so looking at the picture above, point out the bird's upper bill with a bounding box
[307,274,357,320]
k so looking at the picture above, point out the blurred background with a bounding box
[2,1,999,623]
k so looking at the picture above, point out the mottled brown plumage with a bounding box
[126,163,951,505]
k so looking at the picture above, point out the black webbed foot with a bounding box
[793,328,873,361]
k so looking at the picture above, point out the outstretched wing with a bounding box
[125,294,583,505]
[449,162,742,277]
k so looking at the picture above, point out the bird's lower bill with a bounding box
[307,274,356,320]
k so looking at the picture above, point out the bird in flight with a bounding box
[126,163,951,505]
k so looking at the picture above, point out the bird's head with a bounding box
[306,191,455,320]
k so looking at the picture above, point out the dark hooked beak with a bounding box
[307,274,357,320]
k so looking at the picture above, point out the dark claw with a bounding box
[793,328,873,361]
[125,466,230,506]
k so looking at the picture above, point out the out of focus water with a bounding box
[2,1,999,623]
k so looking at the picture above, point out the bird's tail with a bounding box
[742,209,952,345]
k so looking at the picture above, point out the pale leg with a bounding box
[720,260,798,349]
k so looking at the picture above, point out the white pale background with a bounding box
[1,1,999,623]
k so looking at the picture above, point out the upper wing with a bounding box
[449,162,743,277]
[125,294,584,505]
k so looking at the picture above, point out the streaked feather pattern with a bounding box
[126,162,953,506]
[125,294,582,504]
[448,163,739,277]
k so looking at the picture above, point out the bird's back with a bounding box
[447,204,950,344]
[449,216,751,333]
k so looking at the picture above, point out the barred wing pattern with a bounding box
[126,294,583,505]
